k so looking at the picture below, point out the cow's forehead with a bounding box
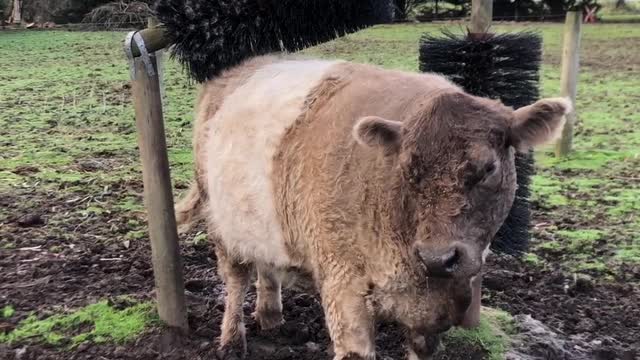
[404,93,513,145]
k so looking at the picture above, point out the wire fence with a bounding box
[419,13,570,21]
[3,8,637,32]
[0,20,148,31]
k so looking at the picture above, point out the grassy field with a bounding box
[1,22,639,357]
[2,22,638,274]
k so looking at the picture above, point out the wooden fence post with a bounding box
[10,0,22,24]
[555,11,581,157]
[470,0,493,34]
[125,32,188,332]
[147,17,166,105]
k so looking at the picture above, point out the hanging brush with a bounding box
[419,29,543,255]
[153,0,394,83]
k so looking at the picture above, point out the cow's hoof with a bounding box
[407,333,441,360]
[216,342,246,360]
[337,352,376,360]
[252,309,284,331]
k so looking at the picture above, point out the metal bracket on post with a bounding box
[124,31,137,80]
[124,31,157,79]
[133,32,156,77]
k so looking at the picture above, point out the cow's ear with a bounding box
[510,97,571,152]
[353,116,403,155]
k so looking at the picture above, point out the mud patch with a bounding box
[484,254,640,359]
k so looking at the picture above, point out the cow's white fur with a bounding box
[204,59,341,267]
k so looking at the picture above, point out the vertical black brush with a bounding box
[419,29,543,255]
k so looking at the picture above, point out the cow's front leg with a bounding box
[407,331,441,360]
[321,278,376,360]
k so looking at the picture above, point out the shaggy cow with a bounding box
[175,55,570,360]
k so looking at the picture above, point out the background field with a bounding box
[1,22,639,359]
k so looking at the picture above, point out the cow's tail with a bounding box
[174,181,205,234]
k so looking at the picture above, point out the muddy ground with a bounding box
[1,175,638,360]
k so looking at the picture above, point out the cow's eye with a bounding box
[480,160,500,186]
[484,162,496,176]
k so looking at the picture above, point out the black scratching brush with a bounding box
[419,29,543,255]
[153,0,394,83]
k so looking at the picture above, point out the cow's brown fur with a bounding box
[271,62,519,358]
[176,57,569,360]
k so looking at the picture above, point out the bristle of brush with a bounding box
[419,29,542,109]
[419,29,543,255]
[154,0,393,83]
[493,150,535,255]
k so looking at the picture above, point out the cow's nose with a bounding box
[416,243,473,278]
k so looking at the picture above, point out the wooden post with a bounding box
[461,275,482,328]
[555,11,581,157]
[10,0,22,24]
[470,0,493,34]
[147,17,166,105]
[127,34,188,332]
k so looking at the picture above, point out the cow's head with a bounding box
[353,91,570,329]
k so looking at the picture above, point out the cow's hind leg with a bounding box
[214,241,252,359]
[253,266,284,330]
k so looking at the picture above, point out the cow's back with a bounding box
[203,57,342,267]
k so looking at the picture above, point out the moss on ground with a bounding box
[443,308,515,360]
[0,300,156,347]
[523,253,543,266]
[2,305,15,318]
[557,229,603,251]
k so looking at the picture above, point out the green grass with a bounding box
[0,24,636,264]
[616,245,640,262]
[557,229,603,251]
[444,308,515,360]
[2,305,15,318]
[523,253,543,266]
[0,300,156,347]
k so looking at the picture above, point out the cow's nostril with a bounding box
[442,248,460,272]
[416,245,467,278]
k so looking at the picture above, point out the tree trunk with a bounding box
[616,0,625,8]
[10,0,22,24]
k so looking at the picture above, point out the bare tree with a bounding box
[9,0,22,23]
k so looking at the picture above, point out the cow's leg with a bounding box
[214,241,252,359]
[407,331,441,360]
[320,277,376,360]
[252,265,284,330]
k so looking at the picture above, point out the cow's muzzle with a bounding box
[415,242,481,279]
